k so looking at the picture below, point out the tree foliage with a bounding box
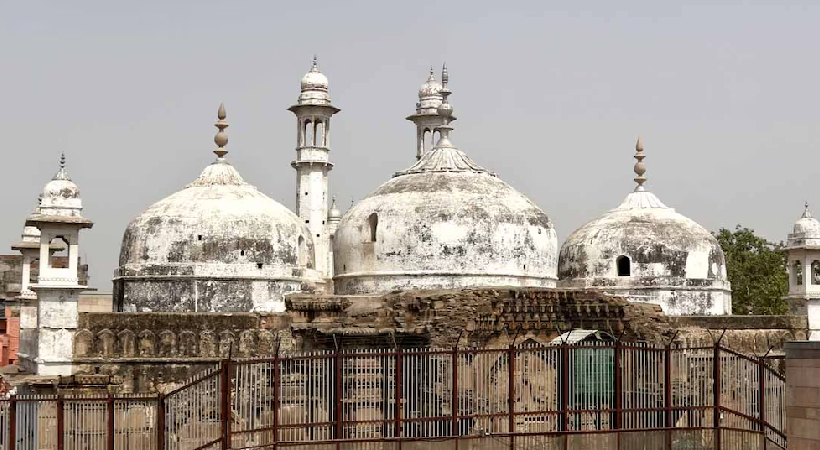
[714,226,788,315]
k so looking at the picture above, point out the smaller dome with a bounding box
[787,203,820,248]
[328,196,342,221]
[793,204,820,237]
[418,69,442,99]
[39,153,83,217]
[296,56,332,106]
[301,68,328,92]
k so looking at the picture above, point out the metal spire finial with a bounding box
[214,103,229,159]
[803,201,813,219]
[633,137,647,191]
[434,64,455,148]
[311,55,319,72]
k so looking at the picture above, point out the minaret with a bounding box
[406,65,456,160]
[288,56,340,278]
[784,203,820,340]
[20,154,93,375]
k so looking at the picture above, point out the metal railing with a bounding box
[0,342,786,450]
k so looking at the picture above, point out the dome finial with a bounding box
[311,55,319,72]
[803,201,813,219]
[214,103,229,159]
[52,152,71,181]
[633,137,647,192]
[433,64,454,148]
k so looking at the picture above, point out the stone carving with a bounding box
[74,329,93,357]
[159,330,177,357]
[200,331,217,358]
[179,331,197,357]
[98,329,115,357]
[138,330,156,357]
[117,330,136,357]
[218,331,235,358]
[239,330,255,357]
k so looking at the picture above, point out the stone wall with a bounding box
[72,312,292,393]
[66,288,808,394]
[785,341,820,449]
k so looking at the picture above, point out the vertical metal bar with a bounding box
[508,344,515,450]
[107,394,115,450]
[561,344,569,450]
[57,396,64,450]
[451,346,458,438]
[713,344,721,450]
[394,348,402,440]
[157,395,165,450]
[665,345,673,450]
[8,396,14,450]
[614,342,622,430]
[758,357,766,435]
[273,354,280,448]
[334,349,342,447]
[220,360,231,449]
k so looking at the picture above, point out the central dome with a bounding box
[116,106,315,313]
[333,70,557,294]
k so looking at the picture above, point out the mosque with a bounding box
[108,59,729,315]
[5,58,816,379]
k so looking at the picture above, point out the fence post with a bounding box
[8,395,16,450]
[334,349,343,445]
[561,344,570,450]
[394,348,402,441]
[451,346,458,438]
[157,395,165,450]
[614,341,622,430]
[56,395,64,450]
[107,393,115,450]
[713,344,721,450]
[665,344,673,450]
[220,359,232,450]
[508,344,516,450]
[758,357,766,435]
[273,353,280,448]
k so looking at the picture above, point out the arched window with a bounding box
[49,236,70,268]
[813,261,820,286]
[796,260,804,286]
[616,255,630,277]
[298,236,306,268]
[422,129,431,154]
[304,119,313,147]
[315,121,325,147]
[368,213,378,242]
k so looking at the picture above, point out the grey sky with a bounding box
[2,1,818,289]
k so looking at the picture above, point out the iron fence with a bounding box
[0,342,786,450]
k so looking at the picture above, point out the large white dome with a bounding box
[333,138,557,295]
[558,140,731,315]
[116,106,316,313]
[117,160,315,312]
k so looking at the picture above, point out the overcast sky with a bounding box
[2,1,819,289]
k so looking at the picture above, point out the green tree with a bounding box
[714,226,788,315]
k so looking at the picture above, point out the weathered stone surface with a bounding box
[66,288,807,393]
[116,158,318,313]
[333,171,558,295]
[559,190,731,316]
